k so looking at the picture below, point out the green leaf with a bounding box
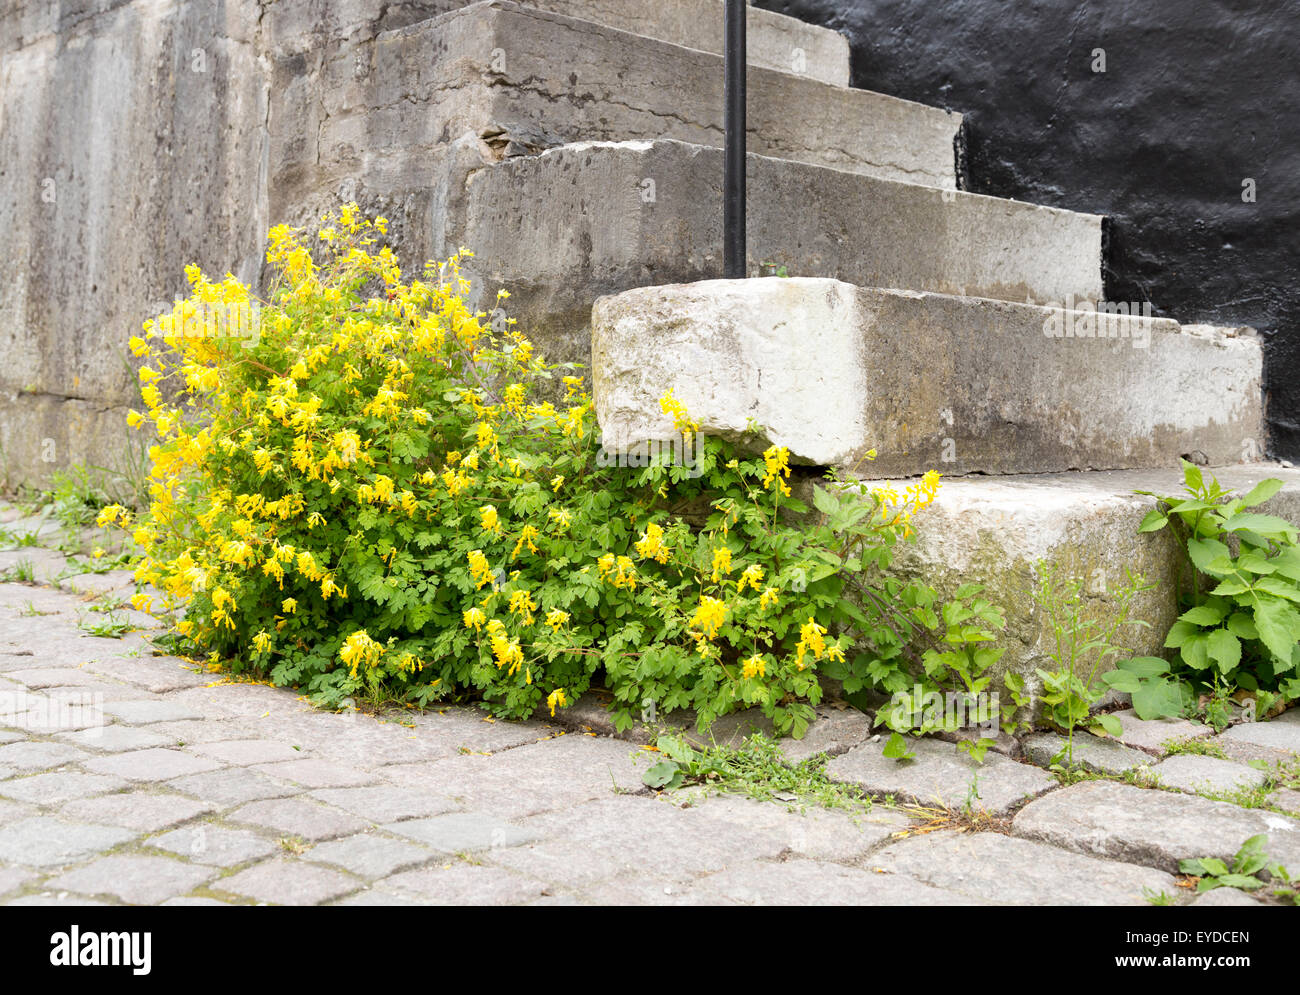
[810,485,839,516]
[1179,602,1227,626]
[1187,538,1232,577]
[1101,670,1142,693]
[642,761,682,790]
[1117,656,1171,678]
[1206,628,1242,673]
[882,732,915,761]
[1240,478,1284,507]
[1220,512,1298,541]
[1093,713,1123,737]
[1131,677,1185,720]
[1137,509,1168,533]
[1253,598,1300,664]
[1226,612,1258,640]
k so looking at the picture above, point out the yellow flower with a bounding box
[463,606,486,632]
[742,655,766,679]
[795,617,828,669]
[95,504,126,528]
[546,688,568,717]
[761,445,792,497]
[710,545,732,583]
[737,564,764,593]
[511,524,540,561]
[467,549,495,590]
[508,589,537,626]
[479,504,501,535]
[252,630,272,654]
[759,586,781,611]
[545,608,569,633]
[339,629,385,676]
[690,596,727,640]
[633,522,670,564]
[659,389,700,436]
[281,598,298,614]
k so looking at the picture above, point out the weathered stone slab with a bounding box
[60,791,215,832]
[81,655,209,694]
[46,855,214,905]
[166,767,303,807]
[57,724,172,753]
[592,279,1261,476]
[274,0,956,209]
[872,830,1178,904]
[59,570,136,597]
[0,816,135,868]
[150,826,279,868]
[307,833,437,879]
[894,465,1300,693]
[382,812,539,853]
[220,857,360,905]
[253,758,379,788]
[1022,732,1154,775]
[0,740,90,772]
[263,0,850,85]
[383,735,654,819]
[376,863,549,905]
[689,858,979,905]
[421,139,1102,374]
[1013,780,1300,872]
[1269,788,1300,815]
[469,0,851,86]
[493,795,787,888]
[691,793,913,862]
[824,737,1056,815]
[102,700,205,725]
[1217,710,1300,756]
[191,739,307,766]
[1149,755,1270,796]
[84,748,224,782]
[1190,887,1265,906]
[311,785,459,823]
[0,772,128,805]
[230,798,370,841]
[1109,708,1213,755]
[0,0,268,489]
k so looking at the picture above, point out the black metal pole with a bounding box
[724,0,746,279]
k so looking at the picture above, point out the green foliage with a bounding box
[1131,461,1300,719]
[1179,834,1295,899]
[640,732,873,812]
[1026,561,1154,764]
[101,208,975,737]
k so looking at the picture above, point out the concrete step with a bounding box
[263,0,850,86]
[318,138,1103,372]
[270,0,957,200]
[592,277,1262,477]
[882,464,1300,693]
[468,0,851,86]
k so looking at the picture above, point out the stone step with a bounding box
[455,0,851,86]
[316,138,1103,373]
[270,0,958,202]
[888,464,1300,691]
[263,0,850,86]
[591,277,1261,476]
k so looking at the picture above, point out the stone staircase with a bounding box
[5,0,1296,691]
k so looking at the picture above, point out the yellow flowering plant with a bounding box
[103,208,1004,740]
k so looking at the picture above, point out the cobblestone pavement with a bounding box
[1,507,1298,905]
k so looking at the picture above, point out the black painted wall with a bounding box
[757,0,1300,460]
